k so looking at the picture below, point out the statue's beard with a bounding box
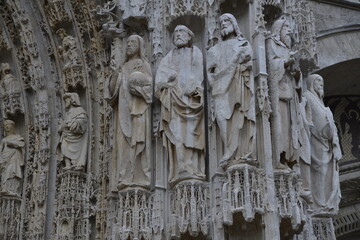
[315,89,324,99]
[174,38,188,47]
[221,27,233,38]
[126,48,137,56]
[281,35,291,48]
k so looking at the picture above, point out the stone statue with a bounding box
[57,28,81,68]
[207,13,255,167]
[155,25,205,184]
[266,16,306,169]
[0,63,21,94]
[304,74,342,213]
[60,93,88,170]
[0,120,25,196]
[0,63,24,115]
[106,35,152,190]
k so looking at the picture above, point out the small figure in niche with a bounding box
[0,120,25,196]
[60,92,88,171]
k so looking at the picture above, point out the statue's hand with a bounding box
[167,72,177,87]
[242,54,252,63]
[110,59,117,71]
[285,57,295,67]
[292,66,301,80]
[189,88,201,97]
[232,49,242,64]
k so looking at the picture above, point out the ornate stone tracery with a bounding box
[0,0,347,239]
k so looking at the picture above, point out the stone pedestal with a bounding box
[0,194,22,240]
[169,180,210,238]
[54,170,88,240]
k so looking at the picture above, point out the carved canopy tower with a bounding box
[0,0,344,239]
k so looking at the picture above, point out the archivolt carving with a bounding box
[0,1,343,239]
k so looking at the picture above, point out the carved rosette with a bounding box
[115,188,153,240]
[0,195,21,239]
[169,180,210,238]
[222,164,265,225]
[274,170,306,230]
[312,217,336,240]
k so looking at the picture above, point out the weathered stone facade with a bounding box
[0,0,359,239]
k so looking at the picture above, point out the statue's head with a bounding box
[3,120,15,136]
[126,35,141,58]
[63,92,81,109]
[272,16,292,48]
[172,25,194,48]
[308,74,324,99]
[125,35,148,63]
[220,13,243,40]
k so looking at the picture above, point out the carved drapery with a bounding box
[0,0,343,239]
